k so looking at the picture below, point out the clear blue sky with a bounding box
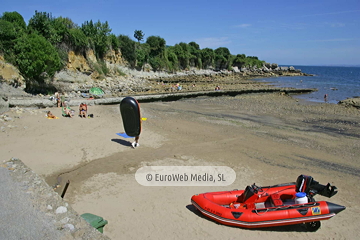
[2,0,360,66]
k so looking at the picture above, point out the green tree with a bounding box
[188,41,200,50]
[136,43,150,69]
[146,36,166,70]
[233,54,246,68]
[0,12,27,63]
[242,56,264,68]
[0,20,17,49]
[118,34,136,67]
[28,11,60,45]
[165,46,179,71]
[214,47,231,70]
[149,56,165,71]
[188,41,201,68]
[68,28,88,53]
[200,48,215,69]
[172,43,190,70]
[0,11,26,30]
[108,33,120,51]
[52,16,77,44]
[81,20,112,58]
[146,35,166,57]
[14,33,62,92]
[134,30,145,43]
[0,19,25,64]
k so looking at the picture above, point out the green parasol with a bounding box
[89,87,104,97]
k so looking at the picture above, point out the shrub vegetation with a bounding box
[0,11,266,93]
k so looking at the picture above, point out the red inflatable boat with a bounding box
[191,175,345,231]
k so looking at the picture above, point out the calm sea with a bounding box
[255,66,360,104]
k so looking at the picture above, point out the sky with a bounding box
[2,0,360,66]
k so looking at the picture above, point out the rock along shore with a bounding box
[1,66,359,112]
[1,67,316,110]
[1,158,110,240]
[6,87,316,108]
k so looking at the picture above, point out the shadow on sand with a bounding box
[111,138,132,147]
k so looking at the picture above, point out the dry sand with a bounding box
[1,93,360,239]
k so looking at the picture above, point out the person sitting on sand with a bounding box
[62,102,72,118]
[79,103,87,118]
[47,111,57,119]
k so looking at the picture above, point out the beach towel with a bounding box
[116,132,133,138]
[47,117,59,119]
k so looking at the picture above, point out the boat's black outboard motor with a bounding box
[296,175,338,198]
[296,175,313,193]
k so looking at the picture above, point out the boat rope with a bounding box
[255,208,269,215]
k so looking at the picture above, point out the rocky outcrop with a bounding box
[1,50,309,92]
[0,82,32,113]
[0,50,314,105]
[8,99,55,108]
[338,98,360,109]
[67,51,92,72]
[0,55,25,87]
[52,69,93,92]
[104,49,126,65]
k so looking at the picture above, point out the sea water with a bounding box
[255,66,360,104]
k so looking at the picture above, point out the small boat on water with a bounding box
[191,175,345,231]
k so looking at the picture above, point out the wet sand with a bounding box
[1,93,360,239]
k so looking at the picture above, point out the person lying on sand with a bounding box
[79,103,87,118]
[47,111,57,119]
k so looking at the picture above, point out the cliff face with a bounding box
[0,52,93,89]
[0,49,128,90]
[0,50,307,95]
[67,51,92,72]
[65,49,126,76]
[0,55,24,88]
[104,49,126,65]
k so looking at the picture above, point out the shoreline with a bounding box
[248,66,360,105]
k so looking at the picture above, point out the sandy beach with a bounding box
[1,92,360,239]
